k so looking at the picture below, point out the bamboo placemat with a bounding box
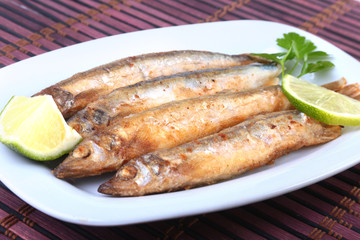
[1,0,360,239]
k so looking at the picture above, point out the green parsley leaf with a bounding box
[308,51,329,58]
[252,32,334,78]
[250,52,285,63]
[299,61,335,77]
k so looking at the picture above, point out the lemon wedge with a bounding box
[282,74,360,126]
[0,95,82,160]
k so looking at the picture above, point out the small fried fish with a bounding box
[98,110,341,196]
[53,85,292,178]
[35,51,269,118]
[68,63,281,137]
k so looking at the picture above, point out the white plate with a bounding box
[0,20,360,226]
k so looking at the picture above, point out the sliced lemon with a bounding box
[0,95,82,161]
[282,74,360,126]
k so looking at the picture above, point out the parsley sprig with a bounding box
[253,32,334,78]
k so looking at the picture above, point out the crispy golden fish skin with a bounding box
[53,85,293,178]
[98,110,341,196]
[34,51,269,119]
[68,63,281,136]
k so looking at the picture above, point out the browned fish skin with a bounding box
[53,85,293,178]
[34,51,269,118]
[67,63,281,136]
[98,110,341,196]
[321,77,346,92]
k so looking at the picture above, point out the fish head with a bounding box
[98,154,172,196]
[53,137,118,178]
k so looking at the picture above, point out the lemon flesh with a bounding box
[0,95,82,161]
[282,74,360,126]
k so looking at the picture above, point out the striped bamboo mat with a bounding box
[1,0,360,239]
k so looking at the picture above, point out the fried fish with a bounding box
[53,85,292,178]
[35,51,270,118]
[68,63,281,137]
[98,110,341,196]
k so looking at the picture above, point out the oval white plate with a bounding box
[1,20,360,226]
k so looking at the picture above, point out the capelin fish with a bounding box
[53,79,348,179]
[68,63,281,136]
[34,50,270,118]
[53,85,293,178]
[98,110,341,196]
